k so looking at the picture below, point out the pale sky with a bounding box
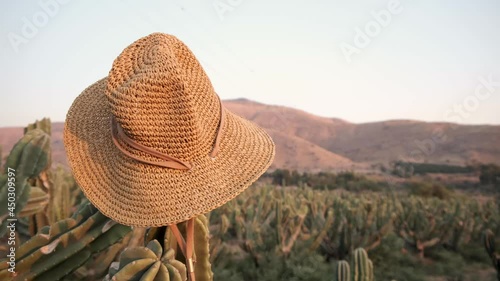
[1,0,499,127]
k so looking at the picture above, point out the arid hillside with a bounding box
[1,99,499,171]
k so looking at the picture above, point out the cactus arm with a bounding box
[335,260,350,281]
[165,264,183,281]
[0,203,131,281]
[194,215,213,281]
[138,261,161,281]
[119,247,159,269]
[89,223,133,253]
[13,130,50,179]
[18,186,49,217]
[309,208,334,252]
[112,258,157,280]
[0,130,50,237]
[24,248,92,281]
[155,264,171,281]
[354,248,370,281]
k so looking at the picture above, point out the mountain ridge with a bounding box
[1,99,499,171]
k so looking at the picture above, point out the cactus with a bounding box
[335,260,350,281]
[275,188,308,257]
[353,248,373,281]
[24,118,52,136]
[443,200,478,251]
[207,213,230,264]
[394,197,452,258]
[484,229,500,281]
[18,186,49,217]
[71,230,134,280]
[23,119,53,235]
[308,194,393,261]
[0,129,50,237]
[230,186,276,266]
[144,215,214,281]
[47,166,82,223]
[21,119,84,237]
[334,248,375,281]
[104,240,186,281]
[0,202,132,280]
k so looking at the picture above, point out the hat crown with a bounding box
[105,33,221,162]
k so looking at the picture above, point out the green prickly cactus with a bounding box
[24,119,53,235]
[0,129,50,237]
[0,202,132,280]
[353,248,374,281]
[275,189,308,256]
[18,186,49,217]
[104,240,185,281]
[484,229,500,281]
[193,215,213,281]
[334,248,375,281]
[394,197,451,258]
[24,118,52,136]
[71,230,133,280]
[335,260,350,281]
[3,129,49,182]
[308,194,393,261]
[144,215,213,281]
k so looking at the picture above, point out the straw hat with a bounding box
[64,33,275,227]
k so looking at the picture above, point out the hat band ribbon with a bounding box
[170,218,196,281]
[110,96,225,170]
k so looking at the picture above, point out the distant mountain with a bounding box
[1,99,499,171]
[224,99,500,168]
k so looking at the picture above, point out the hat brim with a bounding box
[64,78,275,227]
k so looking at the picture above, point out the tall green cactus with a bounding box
[0,202,132,280]
[275,188,308,257]
[335,260,350,281]
[22,119,84,237]
[353,248,373,281]
[232,186,275,266]
[0,129,50,237]
[334,248,374,281]
[24,119,52,235]
[484,229,500,281]
[444,200,482,251]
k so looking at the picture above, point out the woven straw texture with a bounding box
[64,33,275,227]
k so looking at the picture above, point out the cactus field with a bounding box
[0,119,499,281]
